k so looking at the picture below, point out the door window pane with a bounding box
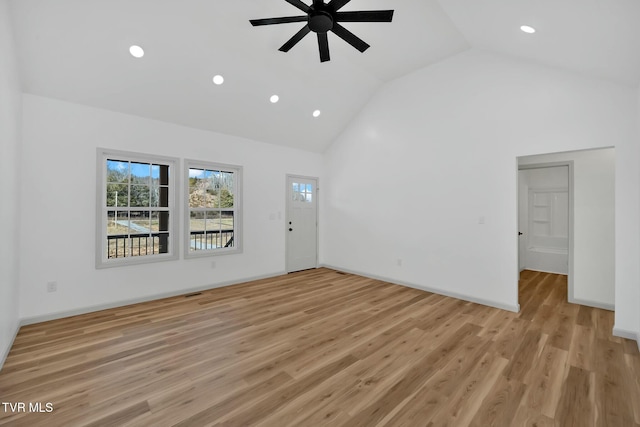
[292,182,313,203]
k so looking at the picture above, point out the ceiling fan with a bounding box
[250,0,394,62]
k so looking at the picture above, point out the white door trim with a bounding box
[285,174,319,273]
[518,161,574,303]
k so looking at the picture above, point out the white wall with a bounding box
[0,0,22,366]
[520,149,615,309]
[323,48,639,333]
[19,94,323,321]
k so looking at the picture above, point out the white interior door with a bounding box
[286,176,318,273]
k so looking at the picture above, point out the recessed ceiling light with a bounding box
[212,75,224,85]
[520,25,536,34]
[270,95,279,104]
[129,45,144,58]
[313,110,321,118]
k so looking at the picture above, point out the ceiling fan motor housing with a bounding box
[308,9,334,33]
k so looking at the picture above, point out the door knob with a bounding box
[289,228,293,231]
[518,232,523,236]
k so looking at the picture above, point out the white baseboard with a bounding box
[20,271,286,326]
[0,322,21,372]
[320,264,520,313]
[612,327,640,351]
[522,267,568,275]
[569,297,615,312]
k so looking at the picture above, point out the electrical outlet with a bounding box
[47,281,57,293]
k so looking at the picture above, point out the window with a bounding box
[96,149,179,268]
[185,160,242,257]
[292,182,313,203]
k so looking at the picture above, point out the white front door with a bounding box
[286,176,318,273]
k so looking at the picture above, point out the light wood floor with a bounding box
[1,268,639,426]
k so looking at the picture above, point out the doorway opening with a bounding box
[517,148,615,311]
[518,162,573,302]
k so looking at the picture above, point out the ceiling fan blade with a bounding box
[250,16,308,26]
[327,0,351,11]
[279,25,312,52]
[331,23,370,52]
[336,10,394,22]
[313,0,324,7]
[318,32,330,62]
[285,0,311,13]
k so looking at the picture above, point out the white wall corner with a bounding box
[320,264,520,313]
[0,322,20,371]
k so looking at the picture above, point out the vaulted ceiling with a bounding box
[9,0,640,152]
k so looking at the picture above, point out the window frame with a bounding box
[96,148,180,269]
[184,159,243,258]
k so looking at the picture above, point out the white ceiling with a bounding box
[9,0,640,152]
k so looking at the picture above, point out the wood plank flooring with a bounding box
[1,268,639,426]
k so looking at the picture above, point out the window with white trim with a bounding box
[96,149,179,268]
[185,160,242,257]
